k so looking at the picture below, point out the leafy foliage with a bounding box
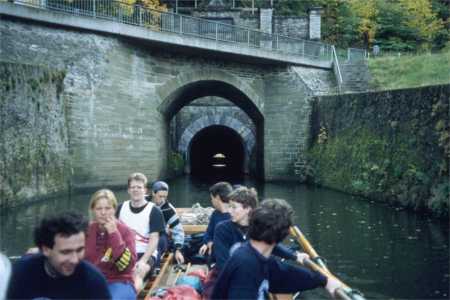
[125,0,167,11]
[240,0,448,51]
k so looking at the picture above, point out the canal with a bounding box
[0,176,448,299]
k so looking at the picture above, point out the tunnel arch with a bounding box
[157,70,264,178]
[178,114,255,174]
[188,125,246,176]
[157,70,264,123]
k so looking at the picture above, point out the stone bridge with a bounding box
[0,2,337,190]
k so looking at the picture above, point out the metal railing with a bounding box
[7,0,333,62]
[331,45,343,93]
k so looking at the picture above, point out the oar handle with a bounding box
[290,226,329,272]
[304,258,359,300]
[291,226,366,300]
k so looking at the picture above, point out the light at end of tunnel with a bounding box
[212,164,227,168]
[213,153,226,159]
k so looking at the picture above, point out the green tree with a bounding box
[375,0,417,51]
[398,0,444,50]
[348,0,378,48]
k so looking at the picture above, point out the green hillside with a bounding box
[368,50,450,90]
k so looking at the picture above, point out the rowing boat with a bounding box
[138,207,293,300]
[138,208,365,300]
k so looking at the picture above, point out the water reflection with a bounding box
[0,176,448,299]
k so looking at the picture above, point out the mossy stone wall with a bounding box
[308,85,449,217]
[0,62,69,209]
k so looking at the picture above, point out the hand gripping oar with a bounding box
[289,226,329,272]
[289,226,366,300]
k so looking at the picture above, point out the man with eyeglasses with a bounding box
[116,172,165,291]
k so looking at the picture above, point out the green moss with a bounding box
[307,123,447,216]
[168,152,185,175]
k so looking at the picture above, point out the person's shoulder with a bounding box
[78,260,107,279]
[215,219,233,233]
[13,254,42,269]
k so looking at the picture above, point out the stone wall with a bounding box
[0,16,334,208]
[192,9,309,39]
[0,18,268,190]
[308,85,449,217]
[0,62,69,209]
[273,17,308,39]
[264,67,314,180]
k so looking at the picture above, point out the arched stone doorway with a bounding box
[157,71,264,179]
[178,114,255,174]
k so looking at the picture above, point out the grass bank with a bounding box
[368,50,450,90]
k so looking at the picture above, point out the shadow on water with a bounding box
[1,175,448,299]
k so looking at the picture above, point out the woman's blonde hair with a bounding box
[89,189,118,211]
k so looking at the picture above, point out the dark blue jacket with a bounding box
[202,209,230,245]
[211,242,327,299]
[213,220,297,271]
[7,254,111,299]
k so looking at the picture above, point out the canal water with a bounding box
[0,176,448,299]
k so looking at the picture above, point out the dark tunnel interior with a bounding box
[189,125,245,177]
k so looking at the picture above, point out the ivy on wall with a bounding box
[307,85,449,218]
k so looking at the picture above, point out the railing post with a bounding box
[302,41,305,57]
[92,0,95,17]
[276,34,278,50]
[247,30,250,46]
[215,22,218,41]
[179,15,183,33]
[139,6,143,26]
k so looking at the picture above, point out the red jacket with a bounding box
[85,220,136,285]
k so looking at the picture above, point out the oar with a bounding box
[289,226,329,272]
[289,226,366,300]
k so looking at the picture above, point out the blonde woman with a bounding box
[85,189,137,300]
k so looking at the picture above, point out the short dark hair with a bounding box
[248,198,294,244]
[34,211,88,249]
[209,182,233,203]
[228,186,258,209]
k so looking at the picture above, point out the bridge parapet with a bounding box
[2,0,334,68]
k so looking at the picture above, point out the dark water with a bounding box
[1,176,448,299]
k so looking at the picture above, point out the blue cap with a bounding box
[152,181,169,193]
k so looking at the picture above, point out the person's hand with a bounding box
[296,252,310,265]
[104,216,118,234]
[325,276,342,298]
[199,244,208,256]
[175,249,185,264]
[135,260,150,277]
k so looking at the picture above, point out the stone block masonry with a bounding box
[0,16,336,207]
[308,85,449,217]
[0,62,69,209]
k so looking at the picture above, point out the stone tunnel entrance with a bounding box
[189,125,245,176]
[159,77,264,180]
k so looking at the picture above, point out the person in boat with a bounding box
[117,172,166,291]
[198,181,233,258]
[213,186,305,271]
[204,186,305,298]
[7,212,111,299]
[85,189,137,300]
[150,181,185,264]
[211,198,341,299]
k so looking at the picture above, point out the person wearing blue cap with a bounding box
[151,181,185,265]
